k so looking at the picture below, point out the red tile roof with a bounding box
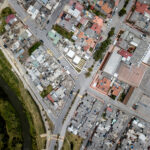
[96,77,111,95]
[111,84,122,96]
[80,17,87,25]
[47,94,54,103]
[83,45,90,51]
[135,2,150,14]
[107,107,112,112]
[93,16,103,27]
[91,23,101,34]
[75,2,84,11]
[6,14,15,24]
[118,49,132,58]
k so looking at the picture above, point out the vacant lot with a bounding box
[62,131,83,150]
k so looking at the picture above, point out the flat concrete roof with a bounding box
[103,49,122,75]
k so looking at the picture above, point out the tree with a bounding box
[88,67,93,72]
[108,27,115,38]
[85,72,91,78]
[118,8,126,17]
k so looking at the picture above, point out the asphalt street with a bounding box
[7,0,149,150]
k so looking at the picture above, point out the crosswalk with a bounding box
[73,92,83,98]
[49,134,64,141]
[47,49,53,56]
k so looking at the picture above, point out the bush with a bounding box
[93,38,111,61]
[108,27,115,38]
[85,72,91,78]
[28,41,42,55]
[118,8,126,17]
[88,67,93,72]
[1,7,13,17]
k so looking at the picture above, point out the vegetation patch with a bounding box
[0,7,14,35]
[0,89,23,150]
[28,41,42,55]
[93,27,115,61]
[118,8,126,17]
[53,24,74,41]
[41,84,53,98]
[62,131,83,150]
[87,6,106,18]
[0,50,46,150]
[85,71,91,78]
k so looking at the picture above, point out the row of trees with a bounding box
[118,0,130,17]
[93,27,115,61]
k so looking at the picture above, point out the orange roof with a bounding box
[99,0,103,6]
[111,84,122,96]
[96,77,111,95]
[86,38,95,48]
[135,2,150,14]
[83,45,90,51]
[93,16,103,27]
[78,32,85,39]
[101,3,112,14]
[115,0,120,6]
[91,23,101,34]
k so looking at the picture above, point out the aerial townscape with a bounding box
[0,0,150,150]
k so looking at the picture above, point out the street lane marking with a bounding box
[49,134,64,141]
[58,55,63,60]
[73,92,82,98]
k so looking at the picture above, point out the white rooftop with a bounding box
[68,8,80,18]
[73,55,81,65]
[27,5,39,19]
[67,50,75,58]
[64,47,69,53]
[103,50,122,75]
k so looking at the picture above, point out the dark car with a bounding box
[47,20,49,24]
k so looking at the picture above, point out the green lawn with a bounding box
[62,131,83,150]
[53,24,74,41]
[28,41,42,55]
[0,50,46,150]
[41,84,53,98]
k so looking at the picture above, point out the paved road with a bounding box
[7,0,150,150]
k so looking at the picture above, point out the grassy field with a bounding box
[28,41,42,55]
[62,131,83,150]
[0,50,46,150]
[0,91,23,150]
[41,84,53,98]
[53,24,74,41]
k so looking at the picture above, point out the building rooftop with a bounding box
[118,49,132,58]
[96,77,111,95]
[135,1,150,15]
[103,49,122,76]
[48,30,60,44]
[118,62,147,87]
[73,55,81,64]
[93,16,103,27]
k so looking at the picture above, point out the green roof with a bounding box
[48,30,60,44]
